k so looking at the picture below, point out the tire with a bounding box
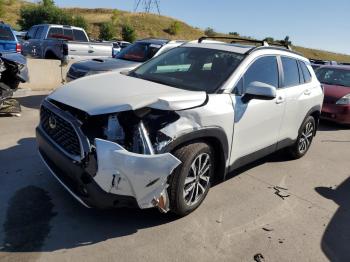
[168,142,214,217]
[287,116,316,159]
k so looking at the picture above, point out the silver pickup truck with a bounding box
[22,24,113,60]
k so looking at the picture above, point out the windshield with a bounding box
[116,42,162,62]
[131,47,244,93]
[316,67,350,88]
[0,26,15,41]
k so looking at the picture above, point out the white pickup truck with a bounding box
[22,24,113,60]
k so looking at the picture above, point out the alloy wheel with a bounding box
[298,121,314,154]
[183,153,211,206]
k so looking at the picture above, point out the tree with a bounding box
[284,35,292,45]
[42,0,55,7]
[99,22,115,40]
[264,37,274,43]
[229,32,239,36]
[204,27,216,37]
[166,21,181,36]
[19,2,73,30]
[122,24,136,42]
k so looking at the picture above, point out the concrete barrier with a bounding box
[19,58,76,91]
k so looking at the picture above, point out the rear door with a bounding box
[0,25,17,53]
[230,55,286,166]
[278,56,316,141]
[70,29,90,58]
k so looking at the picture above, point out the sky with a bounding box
[42,0,350,54]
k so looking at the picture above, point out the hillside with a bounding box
[2,0,350,62]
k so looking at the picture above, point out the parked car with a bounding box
[36,37,323,216]
[310,59,337,71]
[0,23,22,53]
[316,65,350,125]
[22,24,113,60]
[67,38,185,82]
[112,40,131,57]
[0,52,29,114]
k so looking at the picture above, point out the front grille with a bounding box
[67,67,87,79]
[40,105,81,157]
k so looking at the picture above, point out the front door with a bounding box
[230,56,286,167]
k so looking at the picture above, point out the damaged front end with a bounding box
[38,99,184,212]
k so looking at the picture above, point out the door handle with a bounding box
[88,50,94,53]
[276,96,285,104]
[304,89,311,95]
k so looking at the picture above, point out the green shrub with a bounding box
[99,22,115,40]
[204,27,216,37]
[122,24,136,42]
[73,15,88,30]
[167,21,181,35]
[229,32,239,36]
[0,0,5,18]
[18,3,73,30]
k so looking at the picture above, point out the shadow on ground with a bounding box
[16,95,47,110]
[316,177,350,261]
[318,120,350,131]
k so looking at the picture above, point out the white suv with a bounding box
[36,37,324,216]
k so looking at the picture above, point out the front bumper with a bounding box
[321,103,350,124]
[37,127,138,209]
[36,126,181,210]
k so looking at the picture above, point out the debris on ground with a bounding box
[262,226,274,232]
[254,253,265,262]
[272,186,290,200]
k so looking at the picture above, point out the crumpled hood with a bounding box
[48,71,207,115]
[71,58,141,72]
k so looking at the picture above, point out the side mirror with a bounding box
[244,81,276,99]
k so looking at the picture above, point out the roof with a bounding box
[136,38,170,45]
[318,64,350,70]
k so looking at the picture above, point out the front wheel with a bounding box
[168,142,214,217]
[288,116,315,159]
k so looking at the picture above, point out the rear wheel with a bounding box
[288,116,315,159]
[168,142,214,217]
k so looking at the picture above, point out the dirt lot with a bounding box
[0,91,349,262]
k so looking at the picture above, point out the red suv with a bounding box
[316,65,350,125]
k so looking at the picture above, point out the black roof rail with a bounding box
[198,36,292,51]
[198,36,268,46]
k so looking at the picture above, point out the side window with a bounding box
[300,61,312,83]
[27,27,37,40]
[281,57,300,87]
[63,28,74,40]
[47,27,64,39]
[73,29,88,42]
[234,56,278,95]
[34,26,44,39]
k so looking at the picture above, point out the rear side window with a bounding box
[73,29,88,42]
[281,57,300,87]
[34,26,44,39]
[0,26,15,41]
[299,61,312,83]
[47,27,64,39]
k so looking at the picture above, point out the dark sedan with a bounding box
[316,65,350,125]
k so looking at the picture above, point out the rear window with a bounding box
[73,29,88,42]
[63,28,74,40]
[116,42,162,62]
[282,57,300,87]
[0,26,15,41]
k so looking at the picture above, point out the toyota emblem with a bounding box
[48,115,57,129]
